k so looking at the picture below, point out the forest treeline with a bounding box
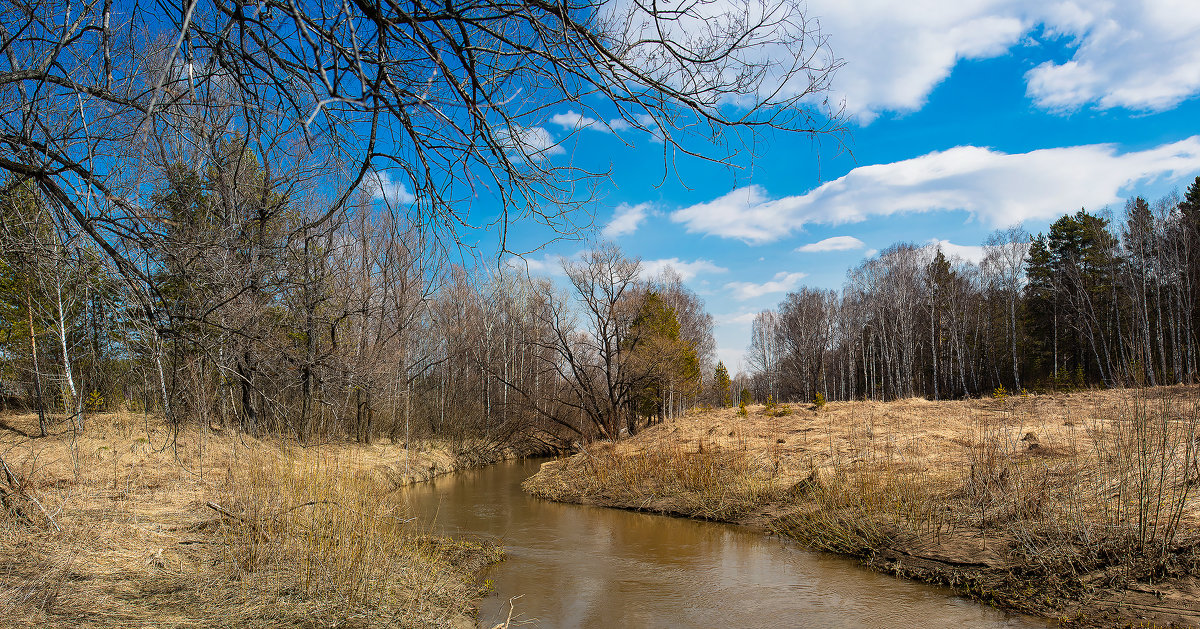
[0,0,845,449]
[0,149,714,445]
[743,178,1200,404]
[6,149,1200,443]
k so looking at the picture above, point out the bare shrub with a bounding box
[774,459,949,555]
[954,389,1200,583]
[214,444,498,622]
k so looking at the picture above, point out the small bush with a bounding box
[774,465,948,555]
[814,392,826,410]
[767,403,792,417]
[84,390,106,412]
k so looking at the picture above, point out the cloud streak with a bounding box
[670,137,1200,243]
[801,1,1200,120]
[725,271,808,300]
[603,202,652,238]
[797,235,865,252]
[641,258,727,281]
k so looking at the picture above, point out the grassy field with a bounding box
[524,387,1200,628]
[0,412,507,628]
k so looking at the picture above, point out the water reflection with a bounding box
[402,459,1046,629]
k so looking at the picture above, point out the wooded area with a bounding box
[0,0,835,445]
[4,0,1200,447]
[0,180,716,443]
[745,178,1200,404]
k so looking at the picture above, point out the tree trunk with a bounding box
[26,288,47,437]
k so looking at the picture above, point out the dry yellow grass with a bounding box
[0,411,502,628]
[527,437,779,520]
[525,387,1200,627]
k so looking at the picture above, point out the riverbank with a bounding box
[523,387,1200,628]
[0,412,520,628]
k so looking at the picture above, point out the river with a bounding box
[401,458,1048,629]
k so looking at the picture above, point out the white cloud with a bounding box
[607,118,632,132]
[550,110,658,139]
[725,271,808,300]
[550,110,600,130]
[603,202,652,238]
[1024,2,1200,111]
[925,238,986,264]
[498,125,564,160]
[797,235,866,252]
[368,170,415,205]
[718,311,760,325]
[595,1,1200,121]
[811,0,1027,121]
[505,253,566,276]
[795,1,1200,120]
[670,136,1200,243]
[641,258,728,281]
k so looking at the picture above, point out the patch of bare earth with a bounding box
[0,412,504,628]
[524,387,1200,628]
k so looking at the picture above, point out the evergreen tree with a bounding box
[626,292,700,424]
[1024,234,1056,377]
[1180,176,1200,220]
[1023,210,1117,387]
[714,361,732,407]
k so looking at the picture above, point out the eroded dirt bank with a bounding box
[524,388,1200,628]
[0,412,529,628]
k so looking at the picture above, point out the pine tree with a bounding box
[1024,234,1057,378]
[626,292,700,424]
[714,361,732,407]
[1180,176,1200,220]
[1023,210,1117,387]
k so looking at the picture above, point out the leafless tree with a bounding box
[982,226,1030,391]
[746,309,780,401]
[0,0,844,289]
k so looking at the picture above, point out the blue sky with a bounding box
[491,0,1200,374]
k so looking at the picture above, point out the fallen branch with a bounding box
[205,501,243,522]
[206,501,273,543]
[0,454,59,531]
[490,594,524,629]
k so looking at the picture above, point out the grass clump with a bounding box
[773,464,948,555]
[0,412,498,628]
[215,446,492,624]
[525,438,781,521]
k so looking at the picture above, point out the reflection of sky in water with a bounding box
[402,460,1047,629]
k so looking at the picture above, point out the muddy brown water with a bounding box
[401,458,1050,629]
